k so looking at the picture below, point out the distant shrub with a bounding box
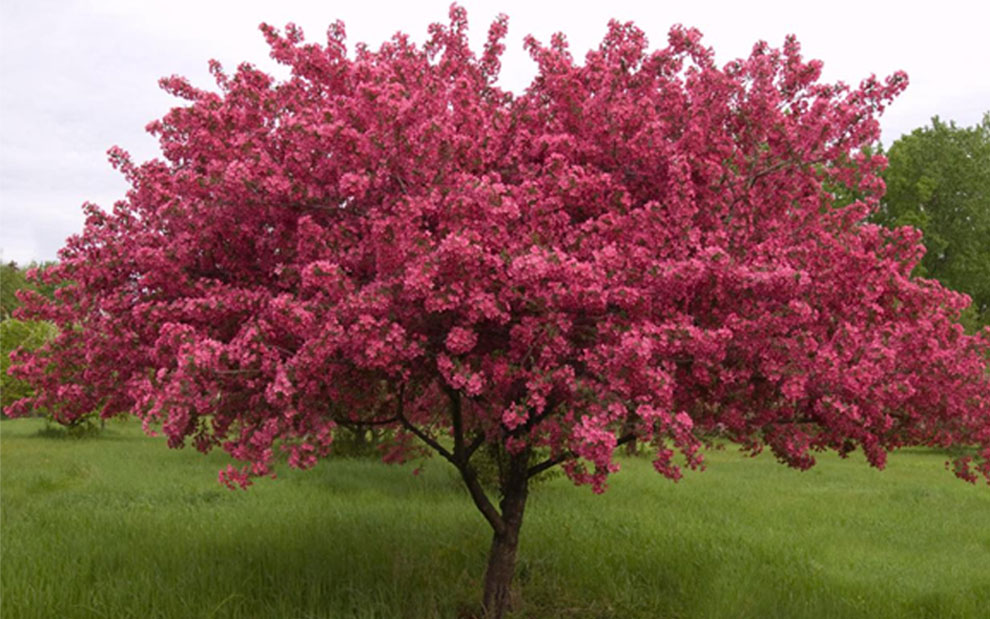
[330,425,393,459]
[34,416,104,439]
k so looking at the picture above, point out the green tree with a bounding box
[1,262,29,319]
[1,261,59,415]
[1,319,56,412]
[874,113,990,328]
[1,261,58,319]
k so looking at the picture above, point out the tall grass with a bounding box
[2,417,988,618]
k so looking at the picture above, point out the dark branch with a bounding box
[464,432,486,462]
[527,432,638,479]
[396,384,505,535]
[447,386,465,463]
[515,391,562,437]
[334,416,399,428]
[746,159,795,188]
[527,452,569,479]
[213,368,261,376]
[458,463,506,536]
[394,384,454,463]
[616,433,637,447]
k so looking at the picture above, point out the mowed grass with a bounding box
[2,418,988,618]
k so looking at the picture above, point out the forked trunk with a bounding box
[480,451,530,619]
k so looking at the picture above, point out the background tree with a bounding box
[1,262,29,319]
[873,113,990,329]
[2,262,58,414]
[7,8,990,617]
[1,261,58,319]
[1,318,56,412]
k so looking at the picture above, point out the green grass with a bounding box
[2,417,988,618]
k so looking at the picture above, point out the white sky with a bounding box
[2,0,988,265]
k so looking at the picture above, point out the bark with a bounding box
[621,412,638,456]
[624,436,639,456]
[480,449,530,619]
[482,522,522,618]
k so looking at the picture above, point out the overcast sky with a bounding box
[2,0,987,265]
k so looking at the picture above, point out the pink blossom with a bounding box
[445,326,478,355]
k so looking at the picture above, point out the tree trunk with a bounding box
[621,412,638,456]
[482,520,522,617]
[480,450,530,619]
[624,436,638,456]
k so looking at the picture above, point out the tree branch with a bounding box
[514,391,562,437]
[213,368,261,376]
[464,431,486,461]
[395,383,505,535]
[446,386,465,462]
[334,416,398,428]
[527,432,638,479]
[458,463,506,536]
[747,158,796,188]
[394,384,454,463]
[616,433,638,447]
[527,451,570,479]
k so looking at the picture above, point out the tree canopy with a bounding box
[7,7,990,616]
[874,113,990,328]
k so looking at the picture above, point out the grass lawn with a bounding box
[1,417,988,618]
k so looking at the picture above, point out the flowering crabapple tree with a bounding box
[8,6,990,617]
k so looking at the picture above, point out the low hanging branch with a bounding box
[527,433,638,479]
